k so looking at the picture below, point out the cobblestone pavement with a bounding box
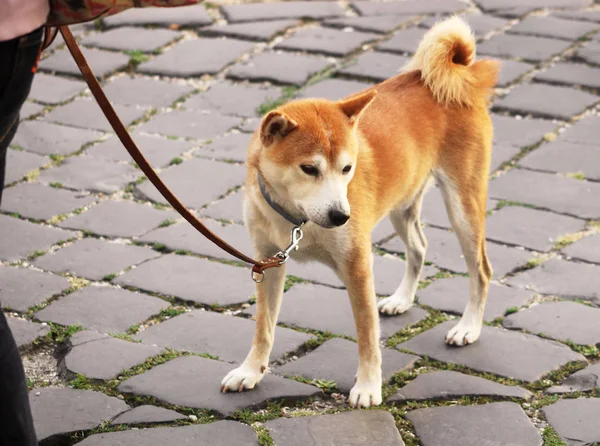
[1,0,600,444]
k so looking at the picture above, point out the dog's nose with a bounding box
[328,209,350,227]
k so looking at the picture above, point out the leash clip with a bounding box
[275,224,304,265]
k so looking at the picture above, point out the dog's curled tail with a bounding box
[403,16,499,107]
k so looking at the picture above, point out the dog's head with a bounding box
[256,91,376,228]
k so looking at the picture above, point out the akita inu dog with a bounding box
[221,16,499,408]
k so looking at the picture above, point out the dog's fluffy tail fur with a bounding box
[403,16,499,107]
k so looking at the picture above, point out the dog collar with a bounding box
[257,173,307,227]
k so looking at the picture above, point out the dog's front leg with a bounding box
[338,242,382,408]
[221,241,286,392]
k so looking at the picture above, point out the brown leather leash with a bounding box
[55,25,286,280]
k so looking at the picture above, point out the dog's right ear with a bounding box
[260,111,298,147]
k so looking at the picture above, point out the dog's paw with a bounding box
[445,320,481,346]
[377,296,413,315]
[349,380,383,409]
[220,364,264,393]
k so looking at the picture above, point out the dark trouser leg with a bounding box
[0,27,44,446]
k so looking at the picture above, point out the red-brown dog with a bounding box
[222,16,498,408]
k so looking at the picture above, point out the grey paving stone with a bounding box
[30,388,130,442]
[137,158,245,209]
[476,0,591,14]
[325,15,416,34]
[352,0,466,16]
[536,62,600,89]
[59,200,176,238]
[35,286,169,333]
[508,16,598,40]
[382,227,530,278]
[195,132,251,163]
[184,82,281,118]
[64,330,164,380]
[420,13,510,39]
[421,187,451,228]
[86,133,195,168]
[246,283,428,340]
[39,48,129,79]
[38,156,140,194]
[33,238,159,281]
[277,27,378,57]
[417,277,533,322]
[228,52,331,86]
[407,402,542,446]
[200,190,244,223]
[0,214,72,262]
[110,405,186,425]
[496,59,534,87]
[372,217,395,244]
[299,78,372,101]
[12,121,105,156]
[559,115,600,145]
[276,338,418,392]
[390,370,532,402]
[398,321,585,382]
[339,52,409,82]
[115,254,255,306]
[103,76,195,108]
[375,253,438,295]
[491,114,558,147]
[490,142,522,171]
[266,410,405,446]
[378,27,427,54]
[554,9,600,23]
[494,83,599,120]
[29,73,86,105]
[82,27,181,53]
[562,234,600,264]
[201,20,298,41]
[102,5,212,28]
[138,39,254,77]
[478,34,571,62]
[118,355,320,415]
[137,110,241,140]
[1,183,94,221]
[81,421,256,445]
[489,169,600,219]
[519,141,600,181]
[504,301,600,346]
[44,98,149,133]
[20,102,45,119]
[240,118,259,133]
[4,149,48,184]
[137,310,312,363]
[286,258,344,287]
[6,317,50,349]
[543,398,600,446]
[486,206,584,252]
[508,259,600,305]
[547,362,600,394]
[221,1,344,23]
[0,266,69,312]
[576,40,600,66]
[140,219,253,263]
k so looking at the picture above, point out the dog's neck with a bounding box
[257,172,307,227]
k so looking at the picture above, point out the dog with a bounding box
[221,16,499,408]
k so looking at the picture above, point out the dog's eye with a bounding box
[300,165,319,176]
[342,165,352,174]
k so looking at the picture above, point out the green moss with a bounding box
[170,157,184,166]
[542,426,566,446]
[566,171,585,181]
[152,243,168,252]
[495,200,536,210]
[256,87,299,116]
[504,306,519,316]
[36,323,83,346]
[27,250,46,261]
[102,273,117,282]
[284,275,308,292]
[385,310,449,347]
[254,425,274,446]
[159,218,177,228]
[49,182,63,188]
[126,50,149,67]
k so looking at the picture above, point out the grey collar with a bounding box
[257,173,307,227]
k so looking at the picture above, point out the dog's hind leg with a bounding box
[437,170,492,346]
[338,238,382,408]
[378,181,430,315]
[221,234,286,392]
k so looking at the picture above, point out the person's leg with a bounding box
[0,27,44,446]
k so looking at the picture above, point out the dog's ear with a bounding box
[260,111,298,147]
[338,90,377,123]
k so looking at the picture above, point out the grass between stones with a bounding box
[542,426,567,446]
[385,309,450,348]
[256,86,298,116]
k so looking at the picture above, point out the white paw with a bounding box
[349,380,383,408]
[445,320,482,346]
[377,296,413,315]
[220,364,265,393]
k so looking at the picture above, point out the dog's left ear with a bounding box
[260,111,299,147]
[338,90,377,124]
